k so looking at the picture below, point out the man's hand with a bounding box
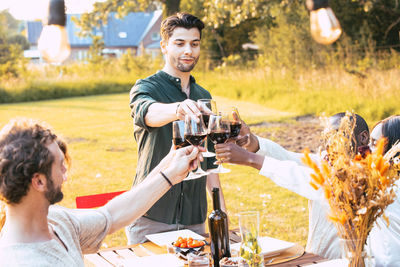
[164,145,205,184]
[176,99,202,121]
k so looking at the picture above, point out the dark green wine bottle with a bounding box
[208,187,231,267]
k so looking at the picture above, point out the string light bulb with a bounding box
[38,0,70,63]
[306,0,342,45]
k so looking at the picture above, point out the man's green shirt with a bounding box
[129,70,215,225]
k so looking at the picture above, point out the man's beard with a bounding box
[45,176,64,204]
[176,56,199,72]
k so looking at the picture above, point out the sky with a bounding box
[0,0,106,20]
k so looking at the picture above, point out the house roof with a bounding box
[104,10,162,47]
[26,11,162,48]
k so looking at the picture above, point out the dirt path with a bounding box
[250,115,323,153]
[215,96,323,153]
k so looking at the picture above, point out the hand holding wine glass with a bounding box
[176,99,202,121]
[184,114,210,177]
[208,115,231,173]
[163,146,203,184]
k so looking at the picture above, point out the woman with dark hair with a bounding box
[368,115,400,266]
[370,115,400,154]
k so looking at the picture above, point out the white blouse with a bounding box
[256,136,400,266]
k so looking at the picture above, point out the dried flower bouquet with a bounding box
[302,112,400,267]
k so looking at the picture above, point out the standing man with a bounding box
[128,12,226,244]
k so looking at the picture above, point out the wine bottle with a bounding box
[208,187,231,267]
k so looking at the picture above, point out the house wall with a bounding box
[142,15,162,48]
[70,47,90,61]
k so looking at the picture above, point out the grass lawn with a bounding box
[0,93,308,248]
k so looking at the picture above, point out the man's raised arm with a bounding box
[145,99,202,128]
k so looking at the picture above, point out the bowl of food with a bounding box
[172,237,206,255]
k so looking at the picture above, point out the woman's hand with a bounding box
[215,142,250,165]
[215,142,264,170]
[233,117,259,153]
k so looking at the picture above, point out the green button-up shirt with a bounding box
[129,70,215,225]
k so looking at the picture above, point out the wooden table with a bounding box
[84,231,328,267]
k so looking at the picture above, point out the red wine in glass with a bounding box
[184,134,207,146]
[173,137,191,149]
[209,131,230,144]
[229,122,242,138]
[202,114,210,128]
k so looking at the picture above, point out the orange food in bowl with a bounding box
[173,237,205,248]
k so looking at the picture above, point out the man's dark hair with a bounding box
[329,112,369,147]
[160,12,205,41]
[0,119,57,204]
[381,115,400,154]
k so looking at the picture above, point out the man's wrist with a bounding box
[175,102,181,119]
[163,168,179,185]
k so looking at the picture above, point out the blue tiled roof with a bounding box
[26,11,161,48]
[104,12,154,47]
[66,14,93,47]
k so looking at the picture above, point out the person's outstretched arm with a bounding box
[215,143,323,201]
[144,99,202,127]
[104,146,201,234]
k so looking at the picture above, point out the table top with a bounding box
[84,230,327,267]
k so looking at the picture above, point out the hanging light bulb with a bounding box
[38,0,71,63]
[306,0,342,45]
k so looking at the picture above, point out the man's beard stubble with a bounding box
[45,176,64,204]
[176,56,199,72]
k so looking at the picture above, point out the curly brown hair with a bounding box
[0,118,57,204]
[160,12,204,42]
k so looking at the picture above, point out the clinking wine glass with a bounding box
[208,115,231,174]
[220,107,242,166]
[197,99,217,158]
[173,120,203,181]
[173,120,191,149]
[222,106,242,140]
[184,114,210,177]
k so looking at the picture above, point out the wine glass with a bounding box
[197,99,217,157]
[184,114,210,177]
[173,120,191,149]
[220,106,242,140]
[173,120,203,180]
[208,115,231,174]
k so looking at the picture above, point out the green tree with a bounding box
[0,10,27,78]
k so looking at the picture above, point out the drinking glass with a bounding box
[197,99,217,157]
[173,120,190,149]
[238,211,264,267]
[208,115,231,174]
[173,120,202,180]
[184,114,210,177]
[188,252,210,267]
[220,106,242,140]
